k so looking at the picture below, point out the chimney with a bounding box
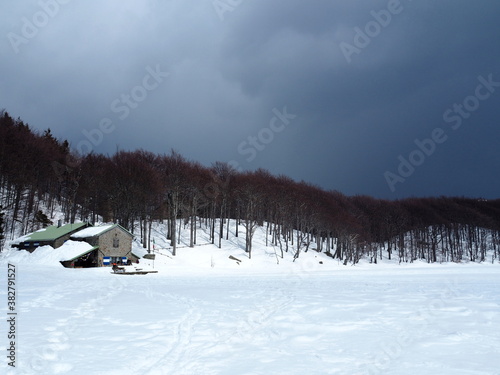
[58,220,62,228]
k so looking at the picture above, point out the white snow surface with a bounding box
[70,224,116,238]
[1,221,500,375]
[2,240,95,266]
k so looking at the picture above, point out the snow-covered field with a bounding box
[1,224,500,375]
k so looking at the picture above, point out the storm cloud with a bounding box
[1,0,499,199]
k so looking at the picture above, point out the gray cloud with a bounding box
[1,0,499,199]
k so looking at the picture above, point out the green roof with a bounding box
[64,245,99,262]
[26,223,89,242]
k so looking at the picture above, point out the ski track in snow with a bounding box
[117,283,296,375]
[124,293,204,375]
[25,276,127,375]
[0,266,126,375]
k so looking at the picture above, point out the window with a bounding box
[113,236,119,248]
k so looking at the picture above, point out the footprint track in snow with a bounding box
[26,278,126,374]
[120,293,206,375]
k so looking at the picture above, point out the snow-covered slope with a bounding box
[1,256,499,374]
[1,219,500,374]
[129,220,335,276]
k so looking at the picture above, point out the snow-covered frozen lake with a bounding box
[1,259,499,375]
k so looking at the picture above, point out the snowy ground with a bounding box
[1,223,500,374]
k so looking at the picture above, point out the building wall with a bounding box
[53,234,73,249]
[16,241,51,252]
[53,224,92,248]
[96,227,135,266]
[83,236,99,247]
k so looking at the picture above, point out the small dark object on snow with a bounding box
[112,264,125,273]
[229,255,242,264]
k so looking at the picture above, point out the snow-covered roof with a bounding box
[71,224,117,239]
[4,240,97,266]
[11,222,88,245]
[54,240,98,262]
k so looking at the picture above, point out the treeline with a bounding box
[1,110,500,263]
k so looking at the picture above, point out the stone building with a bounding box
[70,224,138,267]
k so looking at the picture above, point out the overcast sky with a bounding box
[1,0,499,199]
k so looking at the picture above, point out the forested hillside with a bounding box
[1,110,500,263]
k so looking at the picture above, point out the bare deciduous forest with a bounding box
[1,110,499,263]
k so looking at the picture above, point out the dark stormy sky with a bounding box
[1,0,499,199]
